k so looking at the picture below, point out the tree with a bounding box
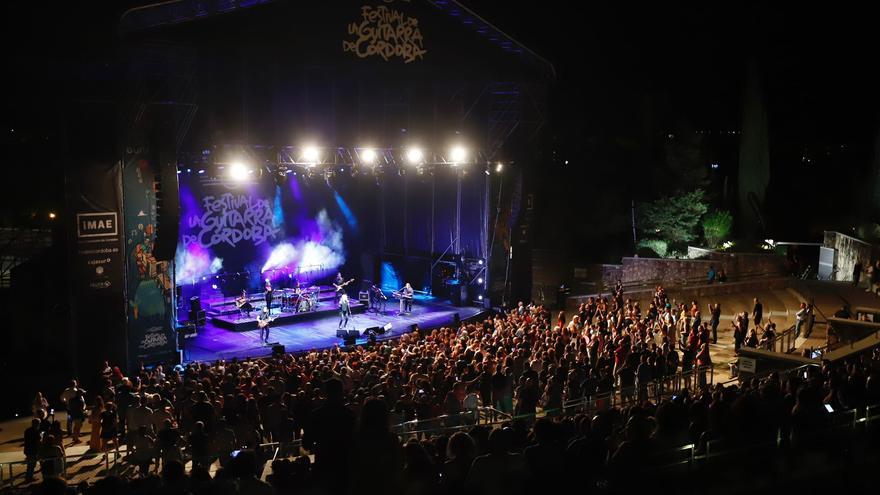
[639,189,708,246]
[702,210,733,248]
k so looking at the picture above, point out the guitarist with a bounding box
[258,307,273,344]
[332,272,354,304]
[235,290,254,319]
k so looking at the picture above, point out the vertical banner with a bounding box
[122,145,177,365]
[66,160,127,372]
[72,165,125,291]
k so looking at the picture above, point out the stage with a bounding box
[182,295,487,363]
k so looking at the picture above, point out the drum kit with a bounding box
[280,286,319,313]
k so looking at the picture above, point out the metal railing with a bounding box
[767,324,798,353]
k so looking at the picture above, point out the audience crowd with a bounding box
[21,285,880,495]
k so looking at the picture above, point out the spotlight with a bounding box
[477,277,484,284]
[477,294,483,301]
[450,145,467,163]
[211,284,218,290]
[495,162,504,173]
[48,212,56,220]
[302,146,320,163]
[229,161,249,181]
[406,147,424,165]
[360,148,377,164]
[478,259,484,265]
[265,278,270,283]
[198,169,205,174]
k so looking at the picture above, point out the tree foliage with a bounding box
[637,238,668,258]
[639,189,708,245]
[702,210,733,248]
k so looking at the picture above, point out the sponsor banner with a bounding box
[71,164,125,292]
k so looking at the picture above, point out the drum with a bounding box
[297,296,312,313]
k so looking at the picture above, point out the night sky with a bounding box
[4,1,878,248]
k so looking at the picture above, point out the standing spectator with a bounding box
[157,419,182,469]
[752,297,763,327]
[130,425,156,476]
[442,432,476,495]
[795,302,809,338]
[708,303,721,344]
[853,261,863,287]
[24,419,41,482]
[67,390,86,444]
[302,378,355,488]
[870,260,880,295]
[188,421,212,470]
[59,380,85,436]
[38,435,64,478]
[32,392,49,418]
[707,266,716,284]
[100,402,119,452]
[636,355,653,403]
[88,396,104,451]
[696,343,712,388]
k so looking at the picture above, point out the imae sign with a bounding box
[77,212,119,238]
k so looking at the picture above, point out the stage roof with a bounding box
[119,0,555,79]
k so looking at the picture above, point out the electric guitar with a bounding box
[257,315,276,328]
[333,278,355,291]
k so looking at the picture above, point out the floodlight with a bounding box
[450,145,467,163]
[302,146,320,163]
[361,148,377,164]
[230,162,249,181]
[406,147,424,165]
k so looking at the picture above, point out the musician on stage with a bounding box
[398,282,414,314]
[333,272,353,304]
[264,280,274,315]
[338,293,351,328]
[236,290,254,319]
[370,284,386,313]
[258,307,272,344]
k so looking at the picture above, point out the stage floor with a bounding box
[183,296,486,362]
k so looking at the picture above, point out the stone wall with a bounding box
[608,252,786,287]
[566,277,794,314]
[824,231,876,282]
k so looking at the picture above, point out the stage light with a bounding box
[302,146,320,163]
[450,145,467,163]
[477,294,483,301]
[496,162,504,173]
[265,278,270,283]
[478,259,484,265]
[230,161,249,181]
[360,148,377,164]
[406,147,424,165]
[211,284,218,290]
[198,169,205,174]
[48,212,56,220]
[477,277,484,284]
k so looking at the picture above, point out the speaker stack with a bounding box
[150,108,180,262]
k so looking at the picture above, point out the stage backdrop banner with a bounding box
[122,145,177,365]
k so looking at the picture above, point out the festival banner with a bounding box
[122,145,177,365]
